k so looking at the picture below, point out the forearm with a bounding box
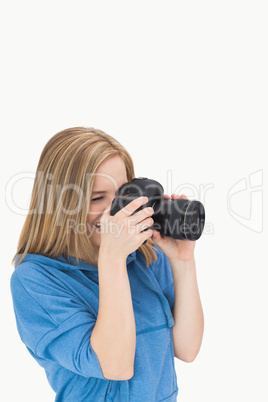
[91,256,136,380]
[170,257,204,362]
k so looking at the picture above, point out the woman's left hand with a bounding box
[151,194,196,262]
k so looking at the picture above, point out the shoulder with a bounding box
[11,258,58,294]
[148,246,175,310]
[10,256,75,313]
[11,261,43,292]
[144,245,173,289]
[150,245,171,274]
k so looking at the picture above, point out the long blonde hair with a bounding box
[12,127,157,267]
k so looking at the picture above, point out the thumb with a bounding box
[151,229,167,249]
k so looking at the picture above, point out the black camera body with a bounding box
[110,177,205,241]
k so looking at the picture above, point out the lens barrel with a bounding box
[167,199,205,240]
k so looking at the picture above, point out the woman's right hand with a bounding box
[98,196,154,261]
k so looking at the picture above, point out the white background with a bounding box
[1,1,267,401]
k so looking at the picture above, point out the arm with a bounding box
[169,257,204,362]
[151,193,204,363]
[91,256,136,381]
[90,196,154,381]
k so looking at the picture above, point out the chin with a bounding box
[89,234,101,249]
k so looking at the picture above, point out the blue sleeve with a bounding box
[10,268,105,380]
[150,246,175,311]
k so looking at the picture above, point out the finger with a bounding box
[129,206,154,224]
[116,196,149,217]
[140,228,153,242]
[164,194,170,200]
[171,193,188,200]
[136,216,154,233]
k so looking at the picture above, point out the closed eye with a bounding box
[91,196,104,202]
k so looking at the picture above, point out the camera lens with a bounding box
[183,201,205,240]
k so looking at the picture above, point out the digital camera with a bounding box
[110,177,205,241]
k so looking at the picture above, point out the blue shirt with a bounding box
[10,246,179,401]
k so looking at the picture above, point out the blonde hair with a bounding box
[12,127,157,267]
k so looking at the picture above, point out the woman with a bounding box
[10,127,204,401]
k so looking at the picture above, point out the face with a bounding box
[87,155,128,249]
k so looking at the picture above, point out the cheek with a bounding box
[88,199,110,222]
[87,207,102,225]
[85,215,101,242]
